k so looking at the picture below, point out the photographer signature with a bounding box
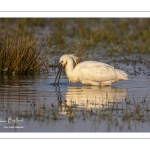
[0,117,23,125]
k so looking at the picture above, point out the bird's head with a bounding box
[59,54,79,67]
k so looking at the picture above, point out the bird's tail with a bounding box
[115,69,128,81]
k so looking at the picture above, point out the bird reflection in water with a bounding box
[63,86,127,109]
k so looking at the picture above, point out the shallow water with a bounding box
[0,72,150,132]
[1,18,150,132]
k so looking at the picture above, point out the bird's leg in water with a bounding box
[100,81,112,86]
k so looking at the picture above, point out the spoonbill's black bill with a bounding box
[53,63,62,85]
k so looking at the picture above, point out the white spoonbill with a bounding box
[54,54,128,86]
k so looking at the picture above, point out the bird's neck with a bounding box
[65,59,74,79]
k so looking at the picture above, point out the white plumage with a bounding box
[54,54,128,86]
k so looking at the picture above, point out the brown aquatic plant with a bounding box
[0,24,54,75]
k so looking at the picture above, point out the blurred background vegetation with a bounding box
[0,18,150,75]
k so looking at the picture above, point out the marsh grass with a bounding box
[1,18,150,131]
[68,26,108,61]
[1,93,150,132]
[0,25,54,75]
[0,100,150,131]
[1,19,150,77]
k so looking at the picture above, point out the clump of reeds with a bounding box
[0,25,53,75]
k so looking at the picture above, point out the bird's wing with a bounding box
[78,62,117,82]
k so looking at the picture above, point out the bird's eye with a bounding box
[61,61,63,63]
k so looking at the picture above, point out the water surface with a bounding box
[0,73,150,132]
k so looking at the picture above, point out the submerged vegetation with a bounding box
[1,91,150,132]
